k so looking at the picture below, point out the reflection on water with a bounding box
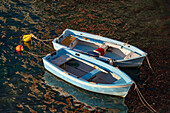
[43,71,128,112]
[24,41,33,49]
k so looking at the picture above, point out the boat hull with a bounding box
[52,29,147,67]
[114,56,146,67]
[43,58,133,97]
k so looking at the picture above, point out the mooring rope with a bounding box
[146,55,154,73]
[142,55,155,85]
[38,40,53,49]
[32,35,53,49]
[27,52,46,57]
[26,51,46,57]
[32,35,54,42]
[134,82,157,112]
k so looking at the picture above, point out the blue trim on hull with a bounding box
[43,57,133,97]
[52,29,147,67]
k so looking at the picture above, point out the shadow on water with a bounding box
[119,67,141,84]
[43,70,128,112]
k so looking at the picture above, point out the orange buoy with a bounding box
[16,45,24,52]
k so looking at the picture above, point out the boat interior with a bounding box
[48,52,120,84]
[59,35,140,60]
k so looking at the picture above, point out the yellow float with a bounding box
[23,33,33,42]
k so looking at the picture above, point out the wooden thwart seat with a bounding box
[81,69,101,80]
[60,36,76,46]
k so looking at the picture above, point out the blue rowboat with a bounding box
[42,48,134,97]
[52,29,147,67]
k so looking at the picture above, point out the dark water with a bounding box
[2,0,167,112]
